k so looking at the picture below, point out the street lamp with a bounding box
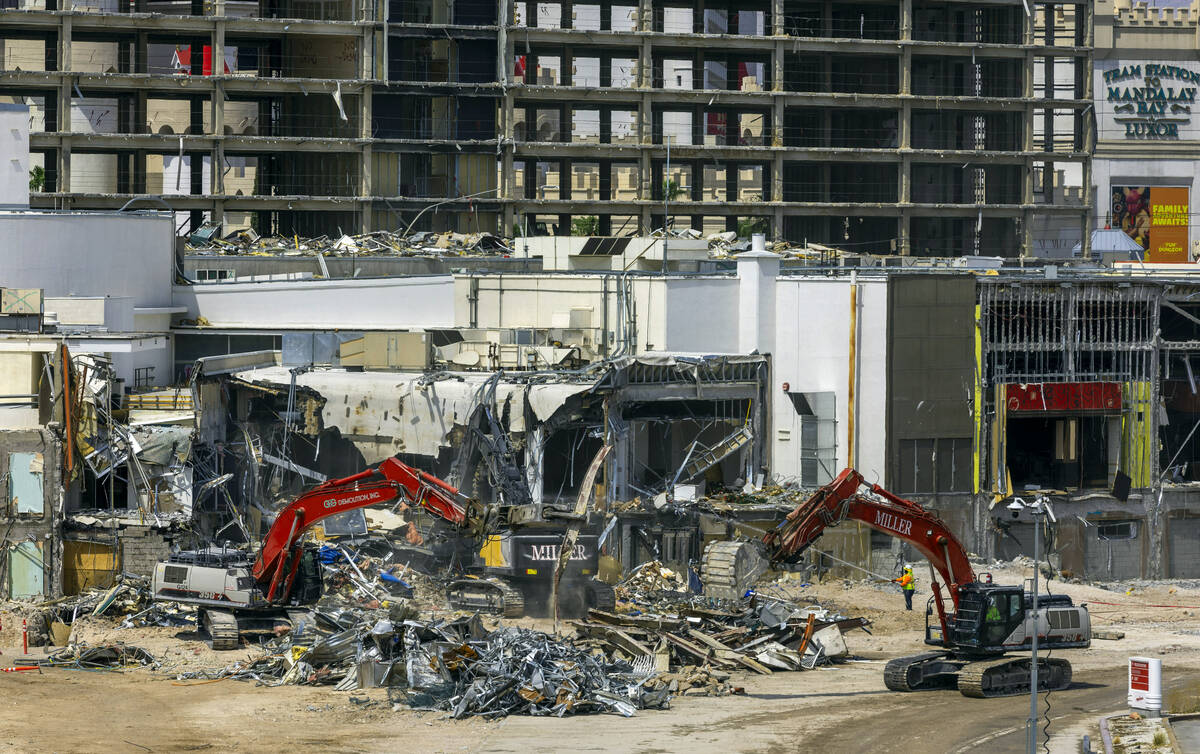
[1006,495,1056,754]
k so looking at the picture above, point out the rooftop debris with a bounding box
[187,228,514,258]
[184,224,848,262]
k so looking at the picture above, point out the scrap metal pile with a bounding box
[175,607,669,719]
[571,561,869,688]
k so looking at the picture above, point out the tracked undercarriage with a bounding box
[883,651,1073,698]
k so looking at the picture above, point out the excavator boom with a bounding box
[763,468,975,614]
[252,457,485,603]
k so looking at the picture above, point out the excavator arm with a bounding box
[252,457,488,603]
[761,467,976,637]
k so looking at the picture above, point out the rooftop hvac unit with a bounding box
[339,331,431,371]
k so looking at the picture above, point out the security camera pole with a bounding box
[1009,495,1049,754]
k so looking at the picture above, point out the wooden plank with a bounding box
[663,632,735,670]
[571,622,654,657]
[587,609,685,632]
[687,629,773,675]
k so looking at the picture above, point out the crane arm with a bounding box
[762,467,976,634]
[252,457,487,603]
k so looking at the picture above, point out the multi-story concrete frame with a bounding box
[499,0,1094,256]
[0,0,501,235]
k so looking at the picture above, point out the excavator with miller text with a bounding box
[701,468,1091,697]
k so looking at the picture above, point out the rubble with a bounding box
[186,227,514,258]
[44,643,158,670]
[572,561,869,682]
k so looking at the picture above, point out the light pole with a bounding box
[1008,495,1054,754]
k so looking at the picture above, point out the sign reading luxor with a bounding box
[1104,63,1199,139]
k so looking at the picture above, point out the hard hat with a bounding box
[904,565,912,572]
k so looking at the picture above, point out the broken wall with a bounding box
[0,428,64,599]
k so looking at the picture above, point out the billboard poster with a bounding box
[1111,186,1191,262]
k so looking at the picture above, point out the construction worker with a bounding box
[894,565,916,610]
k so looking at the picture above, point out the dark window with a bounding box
[1098,521,1138,541]
[163,565,188,583]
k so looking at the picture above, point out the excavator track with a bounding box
[958,656,1073,698]
[446,577,525,618]
[702,540,766,600]
[883,651,961,692]
[202,609,240,650]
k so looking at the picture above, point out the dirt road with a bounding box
[2,563,1199,753]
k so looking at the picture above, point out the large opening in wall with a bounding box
[542,427,605,503]
[1006,415,1112,490]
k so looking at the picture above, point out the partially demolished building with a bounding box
[1,0,1092,256]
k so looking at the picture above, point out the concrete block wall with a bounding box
[1084,525,1145,580]
[1168,517,1200,578]
[117,526,175,577]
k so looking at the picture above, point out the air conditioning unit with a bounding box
[339,331,431,371]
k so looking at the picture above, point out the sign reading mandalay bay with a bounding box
[1103,62,1199,139]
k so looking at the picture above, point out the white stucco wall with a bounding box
[661,277,739,353]
[173,275,456,330]
[0,104,30,209]
[0,212,174,306]
[770,277,888,484]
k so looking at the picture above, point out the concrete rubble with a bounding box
[186,226,514,258]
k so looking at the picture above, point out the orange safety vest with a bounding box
[896,572,914,590]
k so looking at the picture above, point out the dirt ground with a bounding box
[3,562,1200,754]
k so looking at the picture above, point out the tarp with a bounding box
[130,425,193,467]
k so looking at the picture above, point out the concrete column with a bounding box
[736,239,780,354]
[900,0,911,39]
[898,211,910,255]
[58,137,71,194]
[772,0,783,35]
[361,84,374,229]
[639,38,651,88]
[638,0,651,31]
[772,39,783,93]
[501,0,516,231]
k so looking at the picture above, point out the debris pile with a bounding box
[44,643,158,670]
[177,609,669,718]
[187,226,513,258]
[398,625,669,718]
[572,561,869,683]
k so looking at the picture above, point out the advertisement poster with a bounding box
[1111,186,1191,262]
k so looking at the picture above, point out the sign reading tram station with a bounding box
[1100,61,1200,140]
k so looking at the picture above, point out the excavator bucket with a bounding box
[701,540,767,600]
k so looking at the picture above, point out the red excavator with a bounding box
[701,468,1090,697]
[152,457,491,648]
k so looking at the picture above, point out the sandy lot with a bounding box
[2,563,1200,754]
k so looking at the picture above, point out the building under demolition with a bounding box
[1,0,1092,256]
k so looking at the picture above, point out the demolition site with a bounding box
[2,0,1200,752]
